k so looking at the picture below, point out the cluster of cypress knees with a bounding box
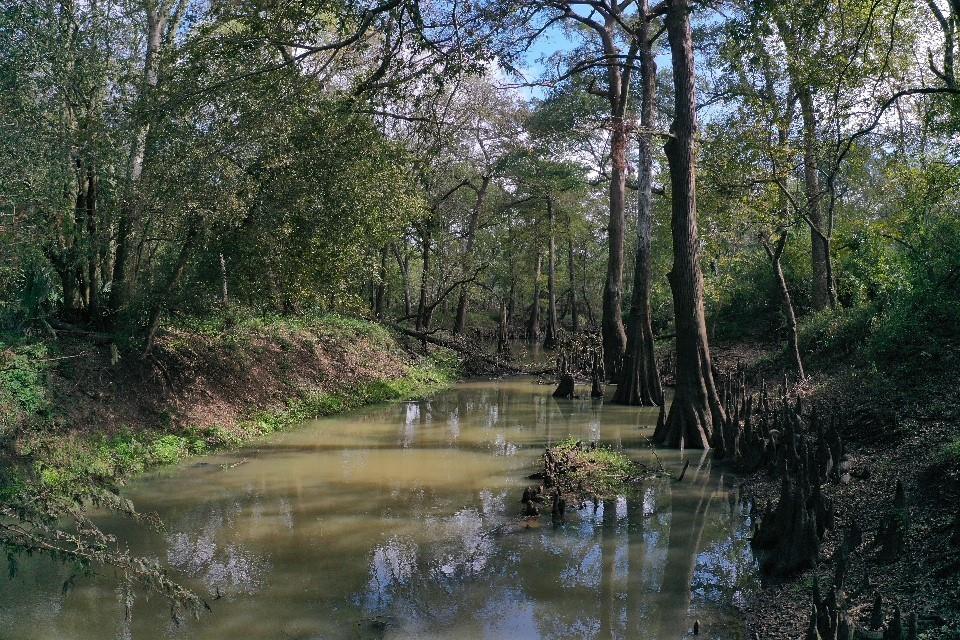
[546,349,921,637]
[713,370,917,639]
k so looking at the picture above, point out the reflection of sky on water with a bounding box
[165,505,269,598]
[351,466,756,638]
[0,377,758,640]
[447,407,460,441]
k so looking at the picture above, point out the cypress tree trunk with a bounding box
[656,0,725,449]
[602,116,629,377]
[544,198,559,349]
[798,85,833,311]
[614,10,663,407]
[527,252,542,342]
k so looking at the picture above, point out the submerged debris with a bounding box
[521,437,658,521]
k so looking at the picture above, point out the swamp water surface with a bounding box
[1,378,758,639]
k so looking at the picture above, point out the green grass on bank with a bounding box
[1,313,458,496]
[28,356,455,492]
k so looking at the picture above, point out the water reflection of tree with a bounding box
[165,497,271,598]
[338,383,755,638]
[650,459,716,638]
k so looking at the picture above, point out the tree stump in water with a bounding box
[551,490,566,523]
[521,485,545,516]
[553,352,576,399]
[590,352,604,398]
[553,375,575,399]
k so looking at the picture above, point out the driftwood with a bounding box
[389,324,526,373]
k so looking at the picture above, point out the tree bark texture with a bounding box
[657,0,725,449]
[416,227,432,330]
[602,115,629,378]
[567,228,579,333]
[110,4,167,319]
[798,84,834,311]
[454,175,491,334]
[614,8,663,407]
[527,252,542,342]
[544,198,559,349]
[763,233,805,380]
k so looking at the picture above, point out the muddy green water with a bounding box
[0,378,757,639]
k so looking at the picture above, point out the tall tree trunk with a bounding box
[507,277,516,333]
[602,116,629,378]
[454,175,491,334]
[544,198,559,349]
[219,252,229,306]
[657,0,725,449]
[373,245,388,318]
[109,4,166,320]
[416,228,431,331]
[85,169,100,318]
[393,244,412,318]
[797,84,833,311]
[142,220,200,357]
[762,233,805,380]
[497,301,509,354]
[615,12,663,407]
[567,224,578,333]
[581,285,596,327]
[527,252,542,342]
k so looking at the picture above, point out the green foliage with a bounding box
[0,309,457,619]
[550,437,646,496]
[942,437,960,465]
[796,307,875,365]
[0,340,50,430]
[238,350,457,436]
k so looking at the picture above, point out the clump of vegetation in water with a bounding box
[543,437,652,499]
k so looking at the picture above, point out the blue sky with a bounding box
[506,16,673,103]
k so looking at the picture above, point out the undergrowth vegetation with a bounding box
[705,164,960,389]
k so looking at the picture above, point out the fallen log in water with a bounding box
[388,324,529,374]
